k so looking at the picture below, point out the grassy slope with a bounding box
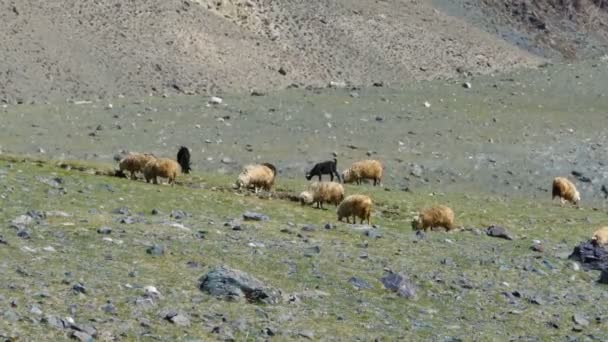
[0,157,607,340]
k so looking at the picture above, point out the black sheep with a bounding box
[306,158,340,182]
[177,146,192,174]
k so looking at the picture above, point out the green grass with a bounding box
[1,156,607,340]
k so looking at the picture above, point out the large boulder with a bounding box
[200,266,279,304]
[568,240,608,271]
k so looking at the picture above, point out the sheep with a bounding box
[552,177,580,206]
[412,205,455,232]
[118,153,157,180]
[177,146,192,174]
[592,226,608,246]
[342,159,383,186]
[236,163,276,193]
[337,194,373,225]
[301,181,345,209]
[306,158,341,182]
[143,158,181,186]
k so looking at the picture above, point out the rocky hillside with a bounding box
[0,0,545,103]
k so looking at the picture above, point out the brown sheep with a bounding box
[301,181,345,209]
[337,194,373,225]
[592,226,608,246]
[236,163,276,193]
[412,205,455,232]
[552,177,580,206]
[119,153,157,180]
[143,158,181,186]
[342,159,383,186]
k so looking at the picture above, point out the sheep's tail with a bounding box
[177,146,192,174]
[261,162,277,176]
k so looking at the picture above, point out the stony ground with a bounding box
[0,156,607,341]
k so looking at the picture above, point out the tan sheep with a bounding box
[119,153,157,180]
[412,205,455,232]
[337,194,373,225]
[592,226,608,246]
[552,177,580,206]
[302,181,345,209]
[342,159,383,186]
[236,163,276,193]
[143,158,181,186]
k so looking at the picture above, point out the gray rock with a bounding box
[410,164,424,178]
[43,315,68,329]
[72,283,87,295]
[70,331,93,342]
[30,306,43,315]
[151,208,160,215]
[27,210,46,220]
[116,216,143,224]
[364,229,382,239]
[243,212,269,221]
[70,323,97,337]
[380,272,417,299]
[36,176,63,188]
[17,229,31,239]
[573,313,589,327]
[569,240,608,271]
[102,302,116,314]
[298,330,315,339]
[146,244,165,256]
[167,313,190,327]
[111,207,130,215]
[301,224,316,232]
[221,157,234,164]
[199,266,279,304]
[304,246,321,257]
[3,310,18,322]
[97,226,112,235]
[324,223,335,230]
[11,215,33,227]
[170,210,188,220]
[486,225,514,240]
[349,277,373,290]
[599,269,608,284]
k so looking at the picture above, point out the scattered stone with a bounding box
[298,330,315,339]
[111,207,130,215]
[531,244,544,252]
[221,157,234,164]
[278,67,287,76]
[146,244,165,256]
[11,215,33,227]
[27,210,46,220]
[364,229,382,239]
[151,208,160,215]
[30,306,43,315]
[301,224,316,232]
[72,283,87,295]
[324,223,334,230]
[304,246,321,257]
[43,315,68,329]
[199,266,279,304]
[165,312,190,327]
[462,82,472,89]
[17,229,31,239]
[349,277,373,290]
[571,171,591,183]
[380,272,417,299]
[486,225,514,240]
[243,212,269,221]
[328,81,346,88]
[410,164,423,178]
[170,210,188,220]
[568,240,608,270]
[209,96,223,105]
[36,176,63,188]
[424,101,431,108]
[101,302,117,314]
[372,81,384,87]
[250,90,266,96]
[70,331,93,342]
[573,313,589,327]
[0,235,7,245]
[116,216,143,224]
[97,227,112,235]
[599,269,608,284]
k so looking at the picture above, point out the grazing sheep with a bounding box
[306,158,341,182]
[412,205,455,232]
[302,181,345,209]
[236,163,276,193]
[342,159,383,186]
[552,177,580,206]
[177,146,192,174]
[143,158,181,186]
[592,227,608,246]
[337,194,373,225]
[119,153,157,180]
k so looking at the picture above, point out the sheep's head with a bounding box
[573,190,581,204]
[342,169,353,183]
[411,215,422,230]
[299,191,313,205]
[236,172,250,189]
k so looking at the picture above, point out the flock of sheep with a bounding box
[115,147,608,245]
